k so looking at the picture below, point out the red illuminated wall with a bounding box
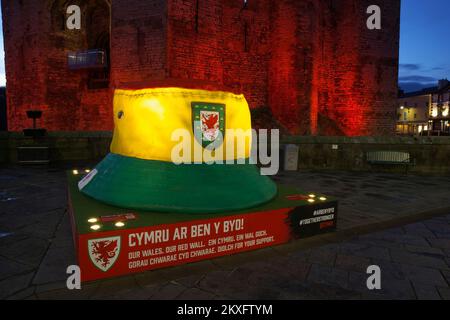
[315,0,401,136]
[166,0,271,111]
[268,0,318,135]
[2,0,115,131]
[2,0,400,136]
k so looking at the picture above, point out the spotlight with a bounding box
[88,218,98,223]
[308,199,315,203]
[90,224,101,231]
[115,221,125,228]
[73,169,79,175]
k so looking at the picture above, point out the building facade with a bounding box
[430,80,450,135]
[2,0,401,136]
[397,80,450,136]
[397,90,431,135]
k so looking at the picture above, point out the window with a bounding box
[61,1,111,90]
[403,112,407,121]
[68,50,107,70]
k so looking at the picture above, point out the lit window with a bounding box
[443,107,449,117]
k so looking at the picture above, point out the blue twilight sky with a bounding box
[399,0,450,92]
[0,1,449,91]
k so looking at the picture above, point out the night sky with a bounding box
[0,1,449,92]
[399,0,450,92]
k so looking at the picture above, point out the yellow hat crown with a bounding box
[111,88,252,163]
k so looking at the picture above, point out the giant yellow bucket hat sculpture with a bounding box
[78,87,277,213]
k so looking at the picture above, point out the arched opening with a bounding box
[85,0,111,89]
[52,0,111,89]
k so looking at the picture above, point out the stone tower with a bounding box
[2,0,400,135]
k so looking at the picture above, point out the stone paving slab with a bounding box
[9,214,450,300]
[0,166,449,300]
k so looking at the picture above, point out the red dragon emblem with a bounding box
[88,237,121,272]
[202,113,219,130]
[200,111,220,142]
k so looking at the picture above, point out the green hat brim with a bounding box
[79,153,277,214]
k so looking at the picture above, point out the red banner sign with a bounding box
[77,208,293,282]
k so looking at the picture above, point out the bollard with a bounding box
[283,144,299,171]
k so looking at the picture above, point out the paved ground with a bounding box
[0,166,449,300]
